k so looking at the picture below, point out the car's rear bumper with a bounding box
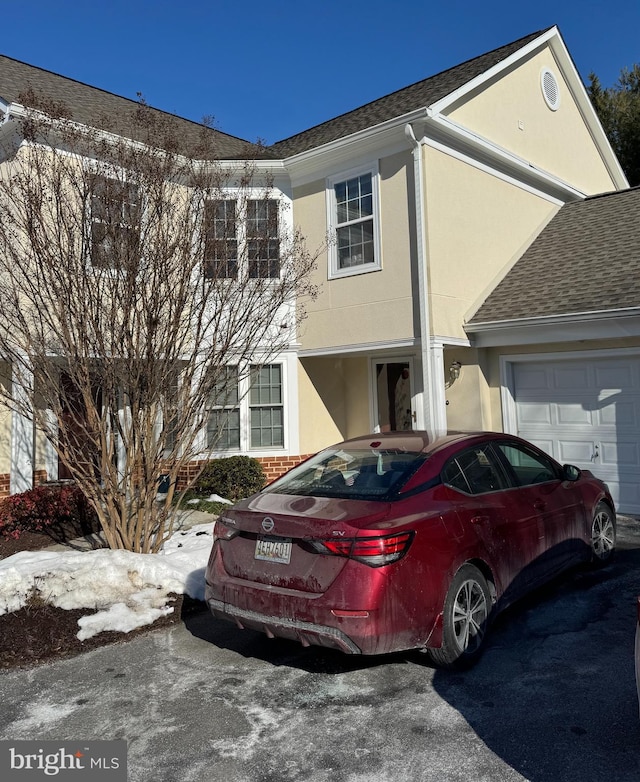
[206,596,362,654]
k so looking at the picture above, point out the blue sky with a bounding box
[3,0,638,144]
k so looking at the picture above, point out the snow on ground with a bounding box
[0,519,216,640]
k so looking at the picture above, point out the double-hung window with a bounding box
[203,199,238,279]
[202,197,280,280]
[206,363,285,451]
[207,366,241,450]
[328,165,380,278]
[249,364,284,447]
[247,199,280,279]
[90,175,140,270]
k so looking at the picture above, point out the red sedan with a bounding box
[205,432,616,668]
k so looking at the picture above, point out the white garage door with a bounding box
[512,357,640,515]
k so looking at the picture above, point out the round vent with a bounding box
[541,68,560,111]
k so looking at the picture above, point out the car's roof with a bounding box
[336,430,503,455]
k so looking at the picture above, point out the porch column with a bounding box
[10,363,34,494]
[429,341,448,435]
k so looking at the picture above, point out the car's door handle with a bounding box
[533,500,546,511]
[470,515,490,524]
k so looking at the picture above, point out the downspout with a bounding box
[405,123,441,438]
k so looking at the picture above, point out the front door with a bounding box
[374,360,415,432]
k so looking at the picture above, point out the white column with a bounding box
[10,364,34,494]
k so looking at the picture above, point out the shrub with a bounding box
[0,484,98,541]
[195,456,266,502]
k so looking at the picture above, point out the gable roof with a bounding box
[468,186,640,326]
[268,29,550,157]
[0,54,269,160]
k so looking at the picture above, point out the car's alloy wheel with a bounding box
[429,564,491,669]
[591,502,616,564]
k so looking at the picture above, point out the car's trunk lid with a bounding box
[216,492,392,593]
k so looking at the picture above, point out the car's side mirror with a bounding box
[562,464,581,482]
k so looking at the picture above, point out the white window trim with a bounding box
[201,188,290,282]
[203,351,299,458]
[326,162,382,280]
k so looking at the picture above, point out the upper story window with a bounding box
[327,165,381,279]
[203,197,280,280]
[204,199,238,279]
[90,176,140,270]
[247,199,280,279]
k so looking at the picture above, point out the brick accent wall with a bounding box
[0,473,9,498]
[34,470,48,486]
[175,454,311,492]
[258,455,312,483]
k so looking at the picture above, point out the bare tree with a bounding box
[0,95,318,553]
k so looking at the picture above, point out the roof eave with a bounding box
[466,307,640,347]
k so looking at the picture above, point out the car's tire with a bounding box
[428,564,492,669]
[590,501,616,565]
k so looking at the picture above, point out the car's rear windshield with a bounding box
[262,447,427,500]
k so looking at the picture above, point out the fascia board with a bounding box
[298,337,419,358]
[466,308,640,347]
[283,108,428,187]
[546,33,628,189]
[428,27,560,116]
[421,119,575,203]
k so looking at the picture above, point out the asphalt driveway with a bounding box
[2,519,640,782]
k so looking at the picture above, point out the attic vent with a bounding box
[541,68,560,111]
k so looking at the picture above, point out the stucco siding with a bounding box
[424,146,559,339]
[298,356,370,454]
[293,152,416,353]
[447,47,617,195]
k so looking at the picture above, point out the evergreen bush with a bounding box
[195,456,266,502]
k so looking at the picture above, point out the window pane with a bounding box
[209,366,239,407]
[250,407,283,448]
[497,444,558,486]
[337,220,375,269]
[208,409,240,450]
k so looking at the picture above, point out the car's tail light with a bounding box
[310,531,414,567]
[213,517,239,541]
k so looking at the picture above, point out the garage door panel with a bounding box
[514,367,549,390]
[516,401,553,425]
[555,403,593,426]
[557,440,596,464]
[600,441,640,467]
[553,366,590,389]
[594,364,635,390]
[596,399,640,427]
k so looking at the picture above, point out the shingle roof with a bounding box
[0,55,269,160]
[0,28,550,161]
[268,29,549,157]
[468,187,640,324]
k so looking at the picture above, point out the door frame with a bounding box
[369,356,416,433]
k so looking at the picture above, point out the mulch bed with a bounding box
[0,526,204,670]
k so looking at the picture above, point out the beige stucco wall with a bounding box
[293,151,416,352]
[448,47,617,195]
[425,146,559,339]
[298,356,370,453]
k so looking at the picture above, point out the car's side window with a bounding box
[442,445,508,495]
[496,443,558,486]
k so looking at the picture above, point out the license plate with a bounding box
[254,536,292,564]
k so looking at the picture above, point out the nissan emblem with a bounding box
[261,517,275,533]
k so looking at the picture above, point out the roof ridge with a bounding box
[269,27,552,150]
[0,53,253,146]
